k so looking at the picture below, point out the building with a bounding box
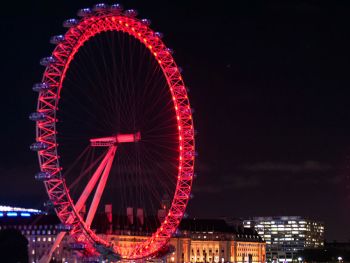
[98,218,266,263]
[243,216,324,262]
[0,205,78,263]
[0,205,266,262]
[176,219,266,263]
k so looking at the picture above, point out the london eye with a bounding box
[30,3,195,261]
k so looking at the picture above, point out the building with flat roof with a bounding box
[0,205,266,262]
[243,216,324,262]
[98,218,266,263]
[0,205,78,262]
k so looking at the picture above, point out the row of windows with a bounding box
[30,236,56,242]
[237,243,260,247]
[237,248,258,251]
[191,249,224,255]
[0,224,56,230]
[0,226,57,235]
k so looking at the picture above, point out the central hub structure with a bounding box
[90,132,141,147]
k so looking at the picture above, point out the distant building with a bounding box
[243,216,324,262]
[0,205,266,262]
[98,219,266,263]
[0,205,77,263]
[178,219,266,263]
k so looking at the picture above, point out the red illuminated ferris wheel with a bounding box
[30,3,195,261]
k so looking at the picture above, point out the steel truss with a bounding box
[33,7,195,260]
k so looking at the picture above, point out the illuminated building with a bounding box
[98,219,266,263]
[0,205,77,263]
[0,205,266,262]
[243,216,324,262]
[176,219,266,263]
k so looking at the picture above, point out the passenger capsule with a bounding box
[63,18,79,28]
[168,67,179,74]
[155,32,164,39]
[165,48,174,54]
[184,150,194,159]
[40,56,57,66]
[50,35,65,44]
[70,242,86,250]
[43,200,55,208]
[35,172,53,181]
[56,224,73,231]
[124,9,138,17]
[179,106,191,115]
[141,19,151,26]
[32,82,51,92]
[77,8,93,17]
[30,142,48,151]
[110,4,123,13]
[178,67,183,73]
[29,112,47,122]
[183,129,194,137]
[190,193,194,199]
[182,171,193,178]
[92,3,108,12]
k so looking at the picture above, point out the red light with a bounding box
[35,14,195,260]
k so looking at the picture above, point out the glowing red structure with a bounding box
[31,3,195,261]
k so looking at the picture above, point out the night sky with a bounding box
[0,1,349,241]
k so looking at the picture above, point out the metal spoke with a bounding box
[86,145,117,227]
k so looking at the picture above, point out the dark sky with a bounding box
[0,1,349,241]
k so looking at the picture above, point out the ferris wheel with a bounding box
[30,3,195,261]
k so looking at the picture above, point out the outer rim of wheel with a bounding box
[35,11,195,259]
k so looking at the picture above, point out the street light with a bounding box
[338,256,343,262]
[297,257,302,263]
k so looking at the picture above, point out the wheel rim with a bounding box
[34,11,195,259]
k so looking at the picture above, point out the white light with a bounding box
[0,205,43,214]
[338,256,343,261]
